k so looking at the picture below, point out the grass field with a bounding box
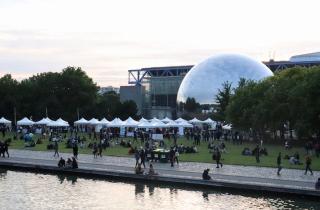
[2,132,320,171]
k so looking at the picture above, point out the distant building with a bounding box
[120,52,320,118]
[98,86,120,95]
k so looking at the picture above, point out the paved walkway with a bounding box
[1,149,320,191]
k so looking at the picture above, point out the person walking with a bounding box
[3,140,9,158]
[53,141,59,158]
[174,149,179,165]
[305,155,313,175]
[73,143,78,159]
[93,142,98,158]
[277,152,282,175]
[134,148,140,167]
[140,148,146,168]
[169,147,175,167]
[215,149,223,168]
[255,145,260,163]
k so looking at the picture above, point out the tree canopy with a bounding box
[226,66,320,140]
[0,67,138,123]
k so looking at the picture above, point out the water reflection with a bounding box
[0,169,7,178]
[202,192,209,202]
[134,183,145,197]
[0,170,318,210]
[57,174,77,184]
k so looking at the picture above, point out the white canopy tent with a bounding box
[48,118,69,127]
[203,118,215,124]
[161,117,172,123]
[35,117,53,125]
[123,117,139,127]
[99,118,110,126]
[189,118,203,124]
[74,118,89,125]
[0,117,11,125]
[139,117,149,123]
[17,117,34,126]
[165,120,179,127]
[177,121,193,128]
[175,118,187,123]
[108,118,124,127]
[222,124,232,130]
[88,118,100,125]
[150,117,162,123]
[137,121,155,128]
[150,120,167,128]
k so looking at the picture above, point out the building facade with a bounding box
[120,53,320,118]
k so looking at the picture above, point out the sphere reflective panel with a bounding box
[177,53,274,104]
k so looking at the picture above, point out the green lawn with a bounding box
[2,132,320,171]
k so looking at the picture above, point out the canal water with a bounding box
[0,170,318,210]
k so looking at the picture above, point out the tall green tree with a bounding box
[214,81,232,121]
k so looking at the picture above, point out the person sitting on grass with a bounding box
[148,164,158,176]
[58,157,66,168]
[135,163,144,175]
[202,169,211,180]
[315,178,320,190]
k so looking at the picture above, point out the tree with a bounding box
[184,97,200,113]
[214,81,232,121]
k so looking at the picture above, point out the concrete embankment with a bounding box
[0,159,319,198]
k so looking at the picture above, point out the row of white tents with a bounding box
[1,116,232,130]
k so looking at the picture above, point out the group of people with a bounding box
[57,157,78,169]
[135,163,158,176]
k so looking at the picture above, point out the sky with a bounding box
[0,0,319,87]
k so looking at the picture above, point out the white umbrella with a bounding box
[123,117,139,127]
[88,118,100,125]
[0,117,11,125]
[108,118,124,127]
[175,118,187,123]
[189,118,203,124]
[74,117,89,125]
[17,117,34,126]
[99,118,110,125]
[177,121,193,128]
[161,117,172,123]
[35,117,53,125]
[137,121,155,128]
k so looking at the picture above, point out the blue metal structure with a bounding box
[128,60,320,85]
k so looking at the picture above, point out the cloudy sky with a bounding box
[0,0,319,87]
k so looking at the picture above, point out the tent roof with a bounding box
[0,117,11,124]
[189,118,203,123]
[165,120,179,127]
[88,118,100,125]
[175,118,187,123]
[161,117,172,123]
[203,118,215,124]
[74,117,88,125]
[99,118,110,125]
[177,121,193,128]
[108,118,124,127]
[17,117,34,126]
[35,117,53,125]
[123,117,139,127]
[47,118,69,127]
[137,121,155,128]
